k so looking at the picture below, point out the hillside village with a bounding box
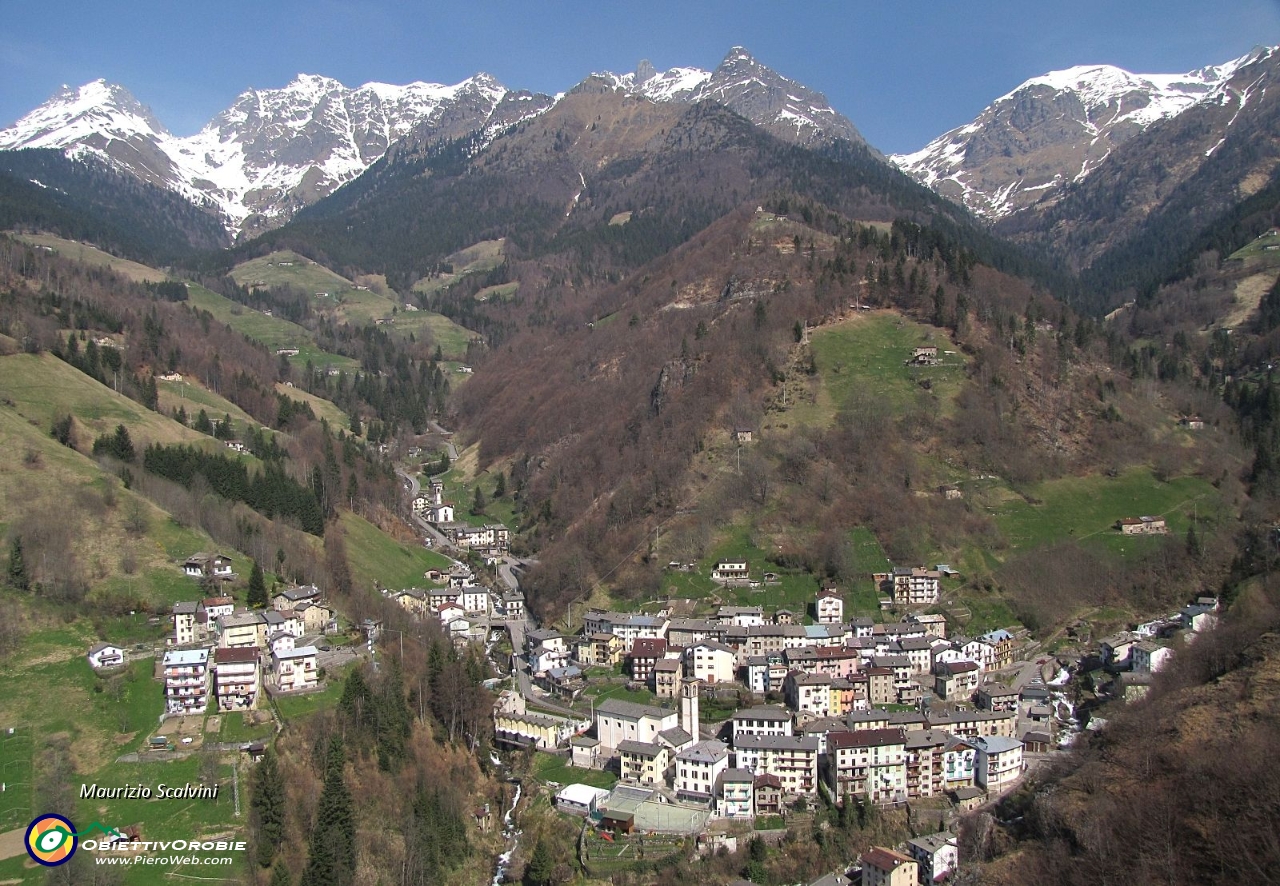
[70,482,1220,886]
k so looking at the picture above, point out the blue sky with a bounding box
[2,0,1277,154]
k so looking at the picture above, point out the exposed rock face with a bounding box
[595,47,867,148]
[0,46,865,239]
[891,47,1269,219]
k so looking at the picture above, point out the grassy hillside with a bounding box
[232,249,478,358]
[989,467,1218,555]
[10,232,168,283]
[186,283,360,371]
[0,403,253,609]
[229,249,353,293]
[792,311,968,428]
[340,511,451,591]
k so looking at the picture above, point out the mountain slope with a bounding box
[995,47,1280,308]
[892,47,1266,219]
[599,47,867,148]
[243,85,1001,292]
[0,48,865,240]
[0,147,230,262]
[0,74,513,238]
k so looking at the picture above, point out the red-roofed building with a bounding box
[862,847,919,886]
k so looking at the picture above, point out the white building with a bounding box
[555,784,611,816]
[716,768,755,819]
[827,728,908,805]
[973,735,1024,794]
[733,734,820,796]
[1132,640,1174,674]
[907,832,958,884]
[878,567,941,606]
[710,560,750,583]
[172,601,203,645]
[162,648,210,714]
[816,589,844,624]
[730,706,794,742]
[685,641,737,684]
[786,671,833,717]
[674,740,729,802]
[87,643,125,671]
[274,646,319,693]
[594,698,679,752]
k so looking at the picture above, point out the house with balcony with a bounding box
[163,648,210,714]
[876,567,941,606]
[273,645,319,693]
[217,610,265,649]
[87,642,125,671]
[675,740,729,803]
[214,646,260,711]
[827,728,907,805]
[907,832,958,884]
[619,741,671,786]
[715,768,755,819]
[815,588,844,624]
[182,552,234,581]
[732,734,819,796]
[973,735,1025,795]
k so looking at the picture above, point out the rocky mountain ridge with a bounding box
[891,45,1272,219]
[0,48,862,240]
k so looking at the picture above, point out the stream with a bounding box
[490,774,523,886]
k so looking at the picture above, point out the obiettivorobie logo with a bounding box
[25,815,124,867]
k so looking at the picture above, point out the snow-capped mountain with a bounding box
[0,48,864,240]
[892,47,1270,219]
[0,74,513,238]
[596,47,866,148]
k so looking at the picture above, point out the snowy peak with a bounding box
[891,45,1274,219]
[594,47,863,147]
[0,72,513,238]
[0,47,865,240]
[1,79,170,149]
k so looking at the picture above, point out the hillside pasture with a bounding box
[228,249,352,294]
[10,232,167,283]
[989,466,1218,555]
[790,311,967,428]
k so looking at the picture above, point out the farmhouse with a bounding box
[1116,515,1168,535]
[710,560,750,584]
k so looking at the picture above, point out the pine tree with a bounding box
[472,486,487,515]
[8,536,29,591]
[523,835,555,886]
[376,658,412,772]
[247,561,267,609]
[251,748,286,868]
[195,409,213,435]
[300,738,355,886]
[269,861,293,886]
[494,472,507,498]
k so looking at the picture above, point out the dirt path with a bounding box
[0,826,26,862]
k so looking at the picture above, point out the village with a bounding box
[76,467,1219,886]
[480,551,1220,886]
